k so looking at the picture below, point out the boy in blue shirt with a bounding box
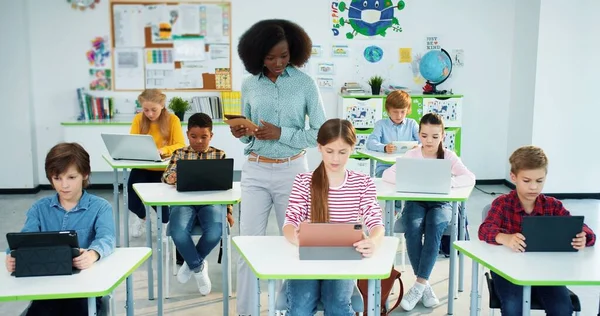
[5,142,116,315]
[366,90,419,177]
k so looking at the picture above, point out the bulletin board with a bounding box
[109,0,232,91]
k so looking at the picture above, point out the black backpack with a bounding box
[439,209,469,257]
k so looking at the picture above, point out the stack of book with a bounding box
[340,82,367,95]
[191,96,223,120]
[77,88,114,120]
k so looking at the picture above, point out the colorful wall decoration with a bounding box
[330,0,406,39]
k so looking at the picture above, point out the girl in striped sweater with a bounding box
[282,118,384,315]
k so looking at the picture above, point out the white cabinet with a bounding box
[340,97,384,129]
[346,157,370,175]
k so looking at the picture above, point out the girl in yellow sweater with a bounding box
[128,89,185,237]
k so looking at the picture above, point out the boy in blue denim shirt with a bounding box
[5,142,115,315]
[366,90,419,177]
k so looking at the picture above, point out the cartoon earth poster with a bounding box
[333,0,406,39]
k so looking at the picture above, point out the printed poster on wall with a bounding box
[425,36,442,50]
[330,0,406,39]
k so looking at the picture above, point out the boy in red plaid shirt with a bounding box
[478,145,595,315]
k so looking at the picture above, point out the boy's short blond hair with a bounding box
[385,90,411,113]
[509,145,548,174]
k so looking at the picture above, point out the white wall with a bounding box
[530,0,600,193]
[0,0,37,189]
[0,0,516,187]
[505,0,540,173]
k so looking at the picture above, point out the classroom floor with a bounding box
[1,185,599,316]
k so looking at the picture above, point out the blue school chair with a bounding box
[480,205,582,316]
[274,280,364,315]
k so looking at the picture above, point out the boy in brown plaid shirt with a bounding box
[162,112,234,296]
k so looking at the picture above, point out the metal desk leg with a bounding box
[469,260,480,316]
[157,206,164,316]
[522,286,531,316]
[88,297,97,316]
[221,206,230,316]
[145,205,154,300]
[112,169,120,247]
[369,159,375,177]
[375,279,382,314]
[256,277,261,316]
[123,169,130,248]
[447,201,459,315]
[268,279,276,316]
[367,279,375,316]
[110,292,116,316]
[458,201,466,292]
[125,276,134,315]
[385,201,393,236]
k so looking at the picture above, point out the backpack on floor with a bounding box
[357,266,403,316]
[439,213,470,257]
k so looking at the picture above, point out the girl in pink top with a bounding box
[282,118,384,315]
[382,113,475,311]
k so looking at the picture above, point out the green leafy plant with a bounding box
[368,75,384,95]
[167,97,191,113]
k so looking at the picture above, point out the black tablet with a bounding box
[7,230,80,251]
[521,216,584,252]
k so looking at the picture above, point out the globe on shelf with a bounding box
[419,48,452,95]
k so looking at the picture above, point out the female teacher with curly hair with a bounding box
[231,19,326,315]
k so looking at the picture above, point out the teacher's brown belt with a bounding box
[248,151,305,164]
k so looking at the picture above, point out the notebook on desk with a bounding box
[521,216,584,252]
[395,158,451,194]
[176,159,234,192]
[101,133,168,162]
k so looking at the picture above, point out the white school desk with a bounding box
[374,178,474,315]
[356,149,404,176]
[454,240,600,316]
[102,154,169,247]
[232,236,399,316]
[132,182,241,316]
[0,247,151,316]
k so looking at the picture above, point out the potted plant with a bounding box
[367,75,384,95]
[168,97,191,122]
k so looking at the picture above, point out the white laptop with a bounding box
[395,157,452,194]
[101,133,168,162]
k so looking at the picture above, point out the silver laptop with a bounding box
[101,133,167,162]
[395,158,452,194]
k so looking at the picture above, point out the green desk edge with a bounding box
[453,243,600,286]
[101,155,167,170]
[356,153,396,164]
[0,249,152,302]
[340,94,463,98]
[232,239,392,280]
[132,186,241,206]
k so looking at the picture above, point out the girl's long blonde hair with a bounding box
[138,89,170,143]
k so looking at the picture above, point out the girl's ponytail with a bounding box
[310,161,329,223]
